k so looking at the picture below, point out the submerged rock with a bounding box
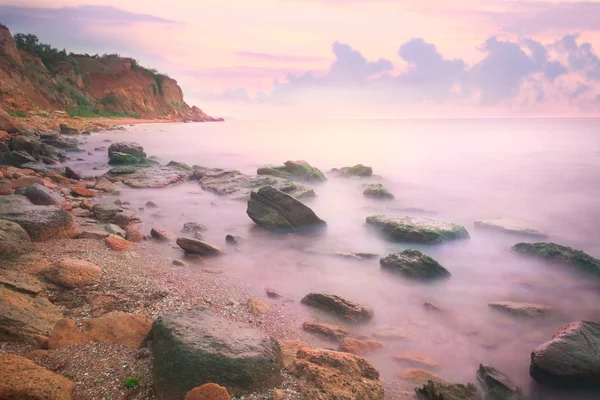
[151,228,173,241]
[247,186,325,231]
[512,242,600,275]
[363,183,394,199]
[107,166,192,188]
[15,183,65,206]
[302,321,349,340]
[338,338,384,356]
[332,164,373,177]
[380,249,450,280]
[488,301,555,318]
[107,142,146,164]
[393,351,439,369]
[182,221,207,234]
[301,293,373,322]
[366,215,469,244]
[257,160,327,183]
[152,310,283,398]
[475,218,547,238]
[225,234,243,245]
[176,237,222,255]
[530,320,600,387]
[0,219,33,259]
[477,364,523,400]
[415,380,480,400]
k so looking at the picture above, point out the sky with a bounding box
[1,0,600,118]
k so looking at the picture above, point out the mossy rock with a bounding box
[366,215,469,244]
[380,249,450,280]
[512,242,600,275]
[332,164,373,177]
[257,160,326,183]
[363,184,394,199]
[108,152,140,165]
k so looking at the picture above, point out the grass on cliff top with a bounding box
[66,106,141,119]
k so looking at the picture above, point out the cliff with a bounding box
[0,25,221,128]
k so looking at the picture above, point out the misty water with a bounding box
[74,118,600,398]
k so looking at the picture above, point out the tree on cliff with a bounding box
[13,33,80,75]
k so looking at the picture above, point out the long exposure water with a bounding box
[73,118,600,398]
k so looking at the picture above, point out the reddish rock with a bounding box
[184,383,230,400]
[43,258,101,288]
[278,339,310,368]
[393,351,440,369]
[71,185,97,198]
[151,227,173,241]
[24,349,49,361]
[248,298,271,316]
[303,321,349,340]
[105,235,133,251]
[126,226,144,242]
[337,338,384,356]
[0,180,13,195]
[10,176,45,189]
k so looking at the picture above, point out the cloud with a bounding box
[553,34,600,81]
[234,51,327,63]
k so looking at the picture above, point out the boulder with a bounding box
[247,186,325,231]
[380,249,450,280]
[248,298,270,316]
[126,226,144,242]
[112,210,142,227]
[92,203,121,222]
[512,242,600,275]
[43,258,101,288]
[182,221,207,234]
[10,176,45,189]
[332,164,373,177]
[477,364,522,400]
[176,237,222,256]
[530,320,600,387]
[152,310,283,399]
[48,313,152,349]
[64,166,84,180]
[475,218,547,238]
[291,347,384,400]
[279,339,309,367]
[0,286,63,341]
[0,195,77,241]
[0,269,43,295]
[15,183,65,205]
[301,293,373,322]
[185,384,230,400]
[108,141,146,163]
[94,177,118,192]
[108,166,192,188]
[225,234,243,245]
[71,185,96,198]
[338,338,384,356]
[0,150,36,167]
[488,301,555,318]
[105,223,126,238]
[0,353,74,400]
[0,219,33,259]
[0,180,13,195]
[257,160,327,183]
[363,183,394,199]
[415,381,480,400]
[151,227,173,241]
[366,215,469,244]
[303,321,349,340]
[105,235,133,251]
[59,123,79,135]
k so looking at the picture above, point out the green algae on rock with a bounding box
[257,160,327,183]
[512,242,600,275]
[474,218,547,238]
[380,249,450,280]
[366,215,469,244]
[363,183,394,199]
[332,164,373,177]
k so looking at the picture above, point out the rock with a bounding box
[71,208,90,217]
[43,258,101,288]
[257,160,327,183]
[380,249,450,280]
[363,183,394,199]
[185,384,230,400]
[247,186,326,231]
[301,293,373,322]
[173,259,188,267]
[182,221,207,234]
[0,150,36,167]
[74,230,110,240]
[0,180,13,195]
[273,389,285,400]
[126,226,144,242]
[14,183,65,205]
[0,219,33,259]
[151,227,173,241]
[266,288,284,298]
[167,160,192,171]
[146,200,159,208]
[176,237,222,256]
[105,235,133,251]
[108,151,141,164]
[225,234,243,245]
[108,141,146,164]
[512,242,600,275]
[94,177,118,192]
[475,218,547,238]
[24,349,49,361]
[415,381,480,400]
[92,203,121,222]
[248,298,271,316]
[278,339,309,367]
[291,347,384,400]
[366,215,469,244]
[0,353,74,399]
[108,165,191,188]
[10,175,45,189]
[112,210,142,227]
[334,164,373,177]
[199,169,315,200]
[0,286,63,341]
[0,195,77,241]
[488,301,555,318]
[530,320,600,387]
[59,123,79,134]
[477,364,522,400]
[373,325,412,341]
[65,166,84,180]
[303,321,349,340]
[48,313,152,349]
[105,223,126,238]
[0,270,43,295]
[396,369,449,386]
[152,310,283,398]
[338,338,383,355]
[393,351,439,369]
[71,185,96,198]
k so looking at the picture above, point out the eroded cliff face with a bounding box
[0,26,221,123]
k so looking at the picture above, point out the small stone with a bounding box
[71,186,97,198]
[184,383,230,400]
[266,288,283,298]
[248,298,271,316]
[173,259,188,267]
[146,200,159,208]
[176,237,222,256]
[126,226,144,242]
[182,221,207,233]
[151,227,173,241]
[105,235,133,251]
[272,389,285,400]
[225,234,243,245]
[65,166,84,180]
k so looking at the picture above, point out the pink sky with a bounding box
[2,0,600,118]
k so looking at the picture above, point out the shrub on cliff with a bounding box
[13,33,80,76]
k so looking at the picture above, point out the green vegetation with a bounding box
[66,106,140,119]
[99,93,121,106]
[6,110,27,118]
[13,33,80,75]
[56,76,91,107]
[124,377,140,389]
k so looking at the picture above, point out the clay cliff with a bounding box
[0,25,221,129]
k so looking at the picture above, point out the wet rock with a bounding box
[477,364,523,400]
[182,221,207,234]
[414,381,480,400]
[488,301,555,318]
[152,310,283,398]
[173,259,188,267]
[393,351,440,369]
[74,230,109,240]
[41,136,80,150]
[512,242,600,275]
[0,150,36,167]
[112,210,142,228]
[185,383,230,400]
[146,200,159,208]
[363,183,394,199]
[257,160,327,183]
[248,298,271,316]
[291,347,384,400]
[278,339,309,367]
[71,208,90,218]
[303,321,349,340]
[176,237,222,256]
[0,219,33,259]
[373,325,412,341]
[334,164,373,177]
[65,166,84,180]
[247,186,326,231]
[105,223,126,238]
[266,288,284,298]
[43,258,101,288]
[48,313,151,350]
[126,226,144,242]
[225,234,243,245]
[10,175,45,189]
[366,215,469,244]
[475,218,547,238]
[0,195,77,241]
[14,183,65,206]
[108,166,192,188]
[301,293,373,322]
[380,249,450,280]
[0,286,63,341]
[59,123,79,135]
[108,142,146,164]
[105,235,133,251]
[0,353,75,399]
[94,177,118,192]
[92,203,121,222]
[337,338,384,355]
[167,160,192,171]
[530,320,600,387]
[151,227,173,241]
[71,185,96,198]
[398,369,450,386]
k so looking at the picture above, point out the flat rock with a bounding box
[396,369,449,386]
[332,164,373,177]
[337,338,384,356]
[381,249,450,280]
[512,242,600,275]
[301,293,373,322]
[475,218,547,238]
[43,258,101,288]
[488,301,555,318]
[74,230,110,240]
[14,183,65,206]
[394,351,440,369]
[415,380,480,400]
[257,160,327,183]
[373,325,412,341]
[0,269,43,295]
[176,237,222,256]
[367,215,469,244]
[108,166,191,188]
[0,219,33,259]
[302,321,350,340]
[10,175,45,189]
[477,364,523,400]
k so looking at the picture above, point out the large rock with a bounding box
[291,347,384,400]
[59,123,79,135]
[15,183,65,206]
[475,218,547,238]
[199,169,315,200]
[43,258,101,288]
[338,338,384,356]
[0,219,33,259]
[176,237,222,255]
[92,203,121,222]
[107,141,146,164]
[0,286,63,341]
[301,293,373,322]
[152,310,283,399]
[0,353,75,400]
[477,364,522,400]
[247,186,325,231]
[415,381,480,400]
[257,160,327,183]
[363,183,394,199]
[488,301,555,318]
[0,269,43,295]
[530,320,600,387]
[380,249,450,280]
[366,215,469,244]
[303,321,349,340]
[107,166,191,188]
[332,164,373,177]
[0,195,77,241]
[512,242,600,275]
[0,150,36,167]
